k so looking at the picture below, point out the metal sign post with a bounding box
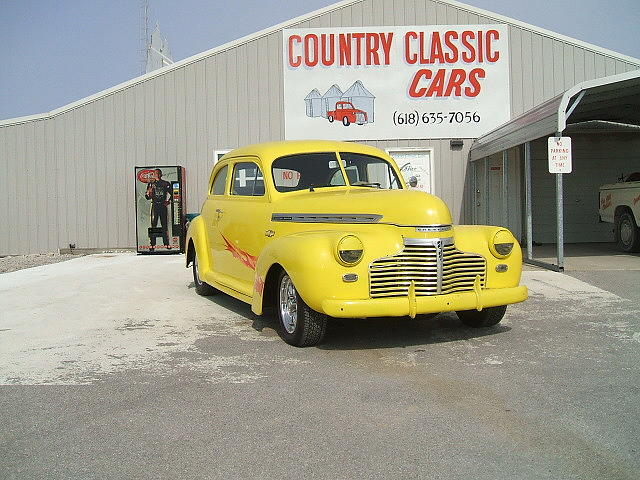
[556,172,564,270]
[548,136,572,271]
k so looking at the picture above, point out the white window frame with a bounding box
[214,149,231,164]
[385,147,435,194]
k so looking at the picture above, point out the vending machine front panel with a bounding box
[134,166,185,254]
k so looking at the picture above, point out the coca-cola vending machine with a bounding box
[134,166,186,254]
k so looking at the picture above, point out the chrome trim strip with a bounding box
[403,237,454,246]
[415,225,452,232]
[435,239,444,294]
[271,213,383,223]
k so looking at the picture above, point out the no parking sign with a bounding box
[548,137,572,174]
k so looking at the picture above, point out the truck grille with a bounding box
[356,112,367,124]
[369,238,486,298]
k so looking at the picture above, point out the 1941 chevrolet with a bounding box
[186,140,528,347]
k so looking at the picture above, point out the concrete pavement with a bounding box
[1,253,639,479]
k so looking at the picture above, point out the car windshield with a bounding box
[272,152,402,193]
[338,152,402,189]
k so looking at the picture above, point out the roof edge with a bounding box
[443,0,640,65]
[557,69,640,132]
[2,0,639,127]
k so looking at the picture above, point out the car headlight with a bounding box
[336,235,364,266]
[490,229,515,258]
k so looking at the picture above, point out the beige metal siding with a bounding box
[1,0,639,253]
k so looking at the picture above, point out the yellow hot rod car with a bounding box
[186,140,528,347]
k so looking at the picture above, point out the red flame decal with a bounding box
[222,235,257,270]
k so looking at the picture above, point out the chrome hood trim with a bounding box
[413,225,452,232]
[271,213,383,223]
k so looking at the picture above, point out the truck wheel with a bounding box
[193,251,217,296]
[342,117,350,126]
[328,115,334,123]
[456,305,507,328]
[277,271,327,347]
[615,211,640,252]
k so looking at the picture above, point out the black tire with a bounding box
[328,115,334,123]
[456,305,507,328]
[193,250,216,296]
[277,271,327,347]
[342,116,350,126]
[615,211,640,252]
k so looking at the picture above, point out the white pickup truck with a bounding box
[599,173,640,252]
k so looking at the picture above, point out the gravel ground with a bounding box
[0,253,84,273]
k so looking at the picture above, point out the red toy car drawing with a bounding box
[327,101,368,126]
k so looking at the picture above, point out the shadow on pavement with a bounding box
[190,281,510,350]
[319,315,510,350]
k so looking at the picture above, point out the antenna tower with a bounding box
[139,0,150,75]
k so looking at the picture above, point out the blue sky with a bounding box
[1,0,638,120]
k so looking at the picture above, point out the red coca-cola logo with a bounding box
[137,169,157,183]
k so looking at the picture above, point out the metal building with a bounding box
[1,0,639,255]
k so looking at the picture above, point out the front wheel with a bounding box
[193,251,217,296]
[342,116,350,126]
[456,305,507,328]
[277,271,327,347]
[615,211,640,252]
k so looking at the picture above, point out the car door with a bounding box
[201,162,230,282]
[213,157,271,296]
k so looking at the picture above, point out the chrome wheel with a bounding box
[192,248,216,296]
[279,274,298,334]
[194,254,202,285]
[620,218,633,246]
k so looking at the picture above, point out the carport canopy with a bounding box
[468,69,640,271]
[470,69,640,161]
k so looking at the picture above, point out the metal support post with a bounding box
[471,161,477,224]
[484,157,490,224]
[556,172,564,271]
[524,142,533,260]
[502,150,508,228]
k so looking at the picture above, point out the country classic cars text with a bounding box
[287,28,502,98]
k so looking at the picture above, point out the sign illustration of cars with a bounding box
[327,101,368,126]
[185,140,528,347]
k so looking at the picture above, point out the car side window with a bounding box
[211,165,228,195]
[232,162,265,197]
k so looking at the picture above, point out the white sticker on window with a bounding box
[273,168,301,187]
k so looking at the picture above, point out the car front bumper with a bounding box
[320,285,528,318]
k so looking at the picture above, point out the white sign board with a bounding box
[283,25,511,140]
[548,137,572,174]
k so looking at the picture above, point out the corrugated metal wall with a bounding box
[1,0,639,254]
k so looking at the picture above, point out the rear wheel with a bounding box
[456,305,507,328]
[615,211,640,252]
[328,115,334,123]
[277,271,327,347]
[193,250,216,296]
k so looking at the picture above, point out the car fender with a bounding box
[251,229,404,315]
[452,225,523,288]
[185,215,212,274]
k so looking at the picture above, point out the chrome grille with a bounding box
[369,238,486,298]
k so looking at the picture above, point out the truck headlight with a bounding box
[490,229,515,258]
[336,235,364,266]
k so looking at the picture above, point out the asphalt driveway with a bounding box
[1,253,639,479]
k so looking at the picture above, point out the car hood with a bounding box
[271,188,452,226]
